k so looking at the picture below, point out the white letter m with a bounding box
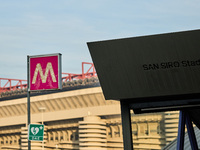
[32,63,57,84]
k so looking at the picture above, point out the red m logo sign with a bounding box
[32,62,57,84]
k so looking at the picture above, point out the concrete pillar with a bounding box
[52,132,56,142]
[164,111,179,144]
[119,125,122,138]
[48,132,51,142]
[57,131,61,142]
[147,122,150,136]
[62,131,66,141]
[79,115,107,150]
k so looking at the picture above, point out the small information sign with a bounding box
[28,124,44,141]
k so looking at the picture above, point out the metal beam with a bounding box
[185,112,198,150]
[120,101,133,150]
[177,110,186,150]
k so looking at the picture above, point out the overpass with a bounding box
[0,63,179,150]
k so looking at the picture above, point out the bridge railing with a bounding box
[0,62,96,94]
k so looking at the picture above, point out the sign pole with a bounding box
[27,91,31,150]
[27,53,62,149]
[120,101,133,150]
[27,55,31,150]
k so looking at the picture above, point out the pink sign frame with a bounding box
[28,53,62,91]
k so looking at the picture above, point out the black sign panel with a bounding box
[87,30,200,104]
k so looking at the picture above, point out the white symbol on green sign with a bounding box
[28,124,44,141]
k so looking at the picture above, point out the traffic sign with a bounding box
[28,124,44,141]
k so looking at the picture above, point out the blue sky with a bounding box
[0,0,200,80]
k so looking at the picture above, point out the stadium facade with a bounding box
[0,78,179,150]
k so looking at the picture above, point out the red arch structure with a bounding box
[0,62,96,94]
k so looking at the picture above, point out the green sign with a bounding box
[28,124,44,141]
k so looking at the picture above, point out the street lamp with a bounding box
[39,107,46,124]
[39,106,46,150]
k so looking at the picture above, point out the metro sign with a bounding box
[29,53,62,91]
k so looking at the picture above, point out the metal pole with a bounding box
[39,107,46,150]
[42,110,43,125]
[27,91,31,150]
[27,55,31,150]
[185,112,198,150]
[120,101,133,150]
[177,110,186,150]
[42,110,44,150]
